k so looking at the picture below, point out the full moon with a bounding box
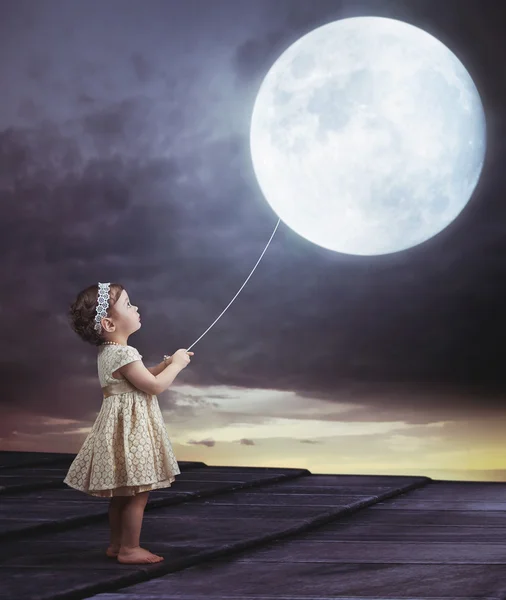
[250,17,486,255]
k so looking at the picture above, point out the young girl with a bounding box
[64,281,193,565]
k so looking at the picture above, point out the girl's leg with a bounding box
[106,496,129,557]
[117,492,164,564]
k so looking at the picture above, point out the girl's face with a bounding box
[111,289,141,334]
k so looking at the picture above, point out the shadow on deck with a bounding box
[1,450,506,600]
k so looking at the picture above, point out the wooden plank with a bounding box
[233,539,506,563]
[330,508,506,527]
[12,451,501,599]
[92,596,496,600]
[91,561,505,598]
[201,493,371,506]
[373,499,506,511]
[303,523,506,542]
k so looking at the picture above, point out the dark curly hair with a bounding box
[69,283,124,346]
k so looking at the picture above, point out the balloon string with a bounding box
[186,218,281,352]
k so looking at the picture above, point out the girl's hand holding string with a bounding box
[170,349,194,369]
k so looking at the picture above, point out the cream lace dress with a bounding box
[64,344,180,497]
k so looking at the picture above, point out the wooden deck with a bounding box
[1,450,506,600]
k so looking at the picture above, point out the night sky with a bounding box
[2,0,506,480]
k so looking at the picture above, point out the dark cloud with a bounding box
[232,0,426,83]
[131,53,153,84]
[239,438,255,446]
[188,439,216,448]
[233,32,287,84]
[26,55,52,82]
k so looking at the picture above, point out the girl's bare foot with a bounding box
[107,544,151,557]
[117,546,164,564]
[106,545,120,558]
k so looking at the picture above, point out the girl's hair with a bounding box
[69,283,124,346]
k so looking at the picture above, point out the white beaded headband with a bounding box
[94,282,111,333]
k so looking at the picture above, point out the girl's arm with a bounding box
[147,356,172,377]
[119,359,184,396]
[147,356,172,376]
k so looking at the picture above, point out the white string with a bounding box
[186,218,281,352]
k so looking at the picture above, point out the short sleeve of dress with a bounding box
[111,346,143,372]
